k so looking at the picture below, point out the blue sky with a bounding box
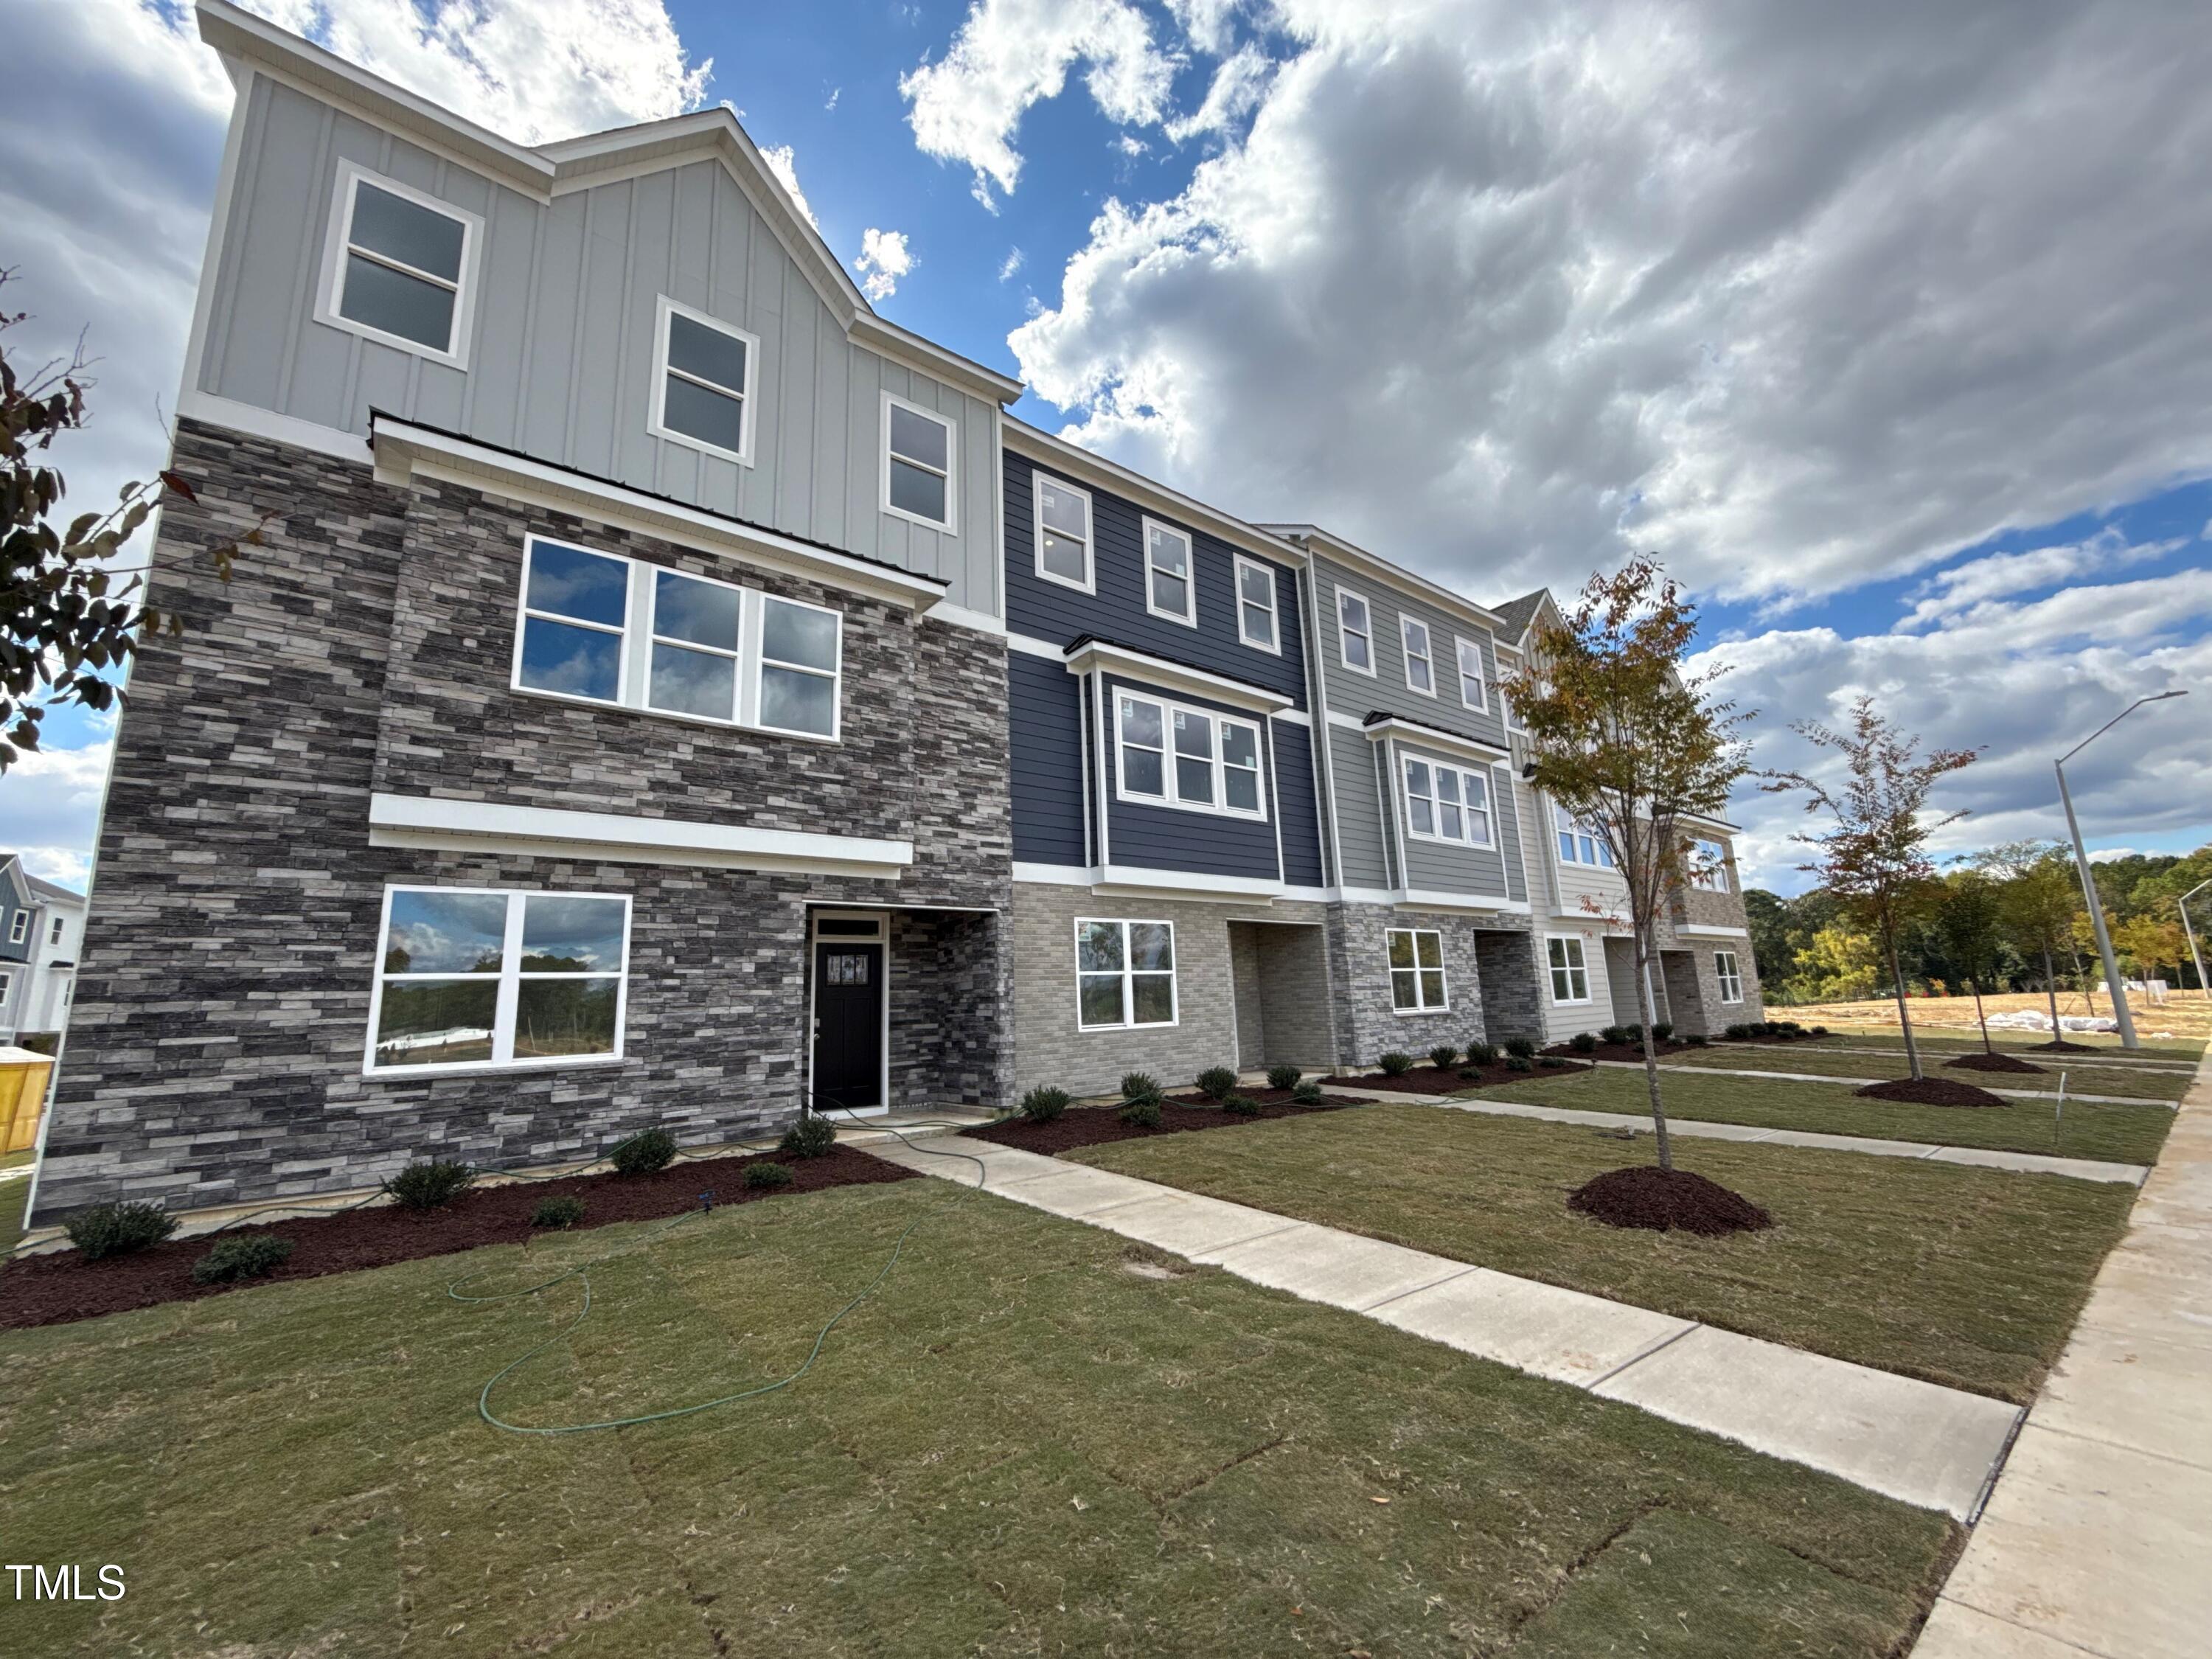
[4,0,2208,894]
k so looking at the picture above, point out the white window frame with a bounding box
[1690,838,1732,892]
[1401,754,1494,848]
[363,885,633,1078]
[1554,804,1615,869]
[1233,554,1281,654]
[1074,917,1180,1032]
[1547,934,1592,1005]
[509,535,842,743]
[7,911,26,945]
[0,970,11,1005]
[314,160,482,368]
[1455,636,1488,712]
[1113,689,1267,821]
[1141,516,1199,627]
[1497,647,1526,731]
[1715,950,1745,1004]
[1032,470,1096,594]
[1386,927,1450,1014]
[649,294,759,467]
[880,391,957,532]
[1337,585,1376,675]
[1400,616,1437,698]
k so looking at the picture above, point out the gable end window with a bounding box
[366,886,630,1075]
[1690,837,1732,892]
[1456,637,1488,710]
[1402,755,1494,848]
[1034,473,1094,593]
[318,162,481,366]
[650,296,758,465]
[1401,617,1436,696]
[1076,918,1178,1029]
[883,393,956,531]
[1337,587,1374,675]
[1234,554,1280,653]
[1715,950,1745,1004]
[1387,928,1448,1012]
[1144,518,1197,626]
[1115,691,1266,820]
[7,911,26,945]
[1547,935,1591,1004]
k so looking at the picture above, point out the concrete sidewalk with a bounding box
[871,1134,2021,1519]
[1590,1058,2166,1108]
[1912,1054,2212,1658]
[1327,1087,2149,1186]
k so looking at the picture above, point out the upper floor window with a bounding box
[512,537,841,740]
[1688,837,1731,891]
[319,163,480,366]
[1144,518,1197,626]
[1337,587,1374,675]
[883,394,956,531]
[1386,928,1448,1012]
[1234,555,1279,653]
[1547,936,1591,1004]
[7,911,25,945]
[1034,473,1094,592]
[49,915,65,947]
[1115,691,1265,819]
[1555,804,1614,868]
[1714,949,1745,1004]
[0,970,11,1004]
[1456,637,1487,710]
[366,886,630,1075]
[1076,918,1178,1030]
[1402,756,1493,847]
[1497,647,1526,731]
[1401,617,1436,696]
[651,297,757,466]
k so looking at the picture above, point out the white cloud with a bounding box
[1163,44,1272,144]
[998,247,1026,282]
[900,0,1179,205]
[1166,0,1243,58]
[0,740,113,891]
[854,228,915,302]
[825,86,841,112]
[758,143,820,229]
[1899,529,2176,630]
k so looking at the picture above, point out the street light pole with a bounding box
[2180,880,2210,1003]
[2054,690,2189,1051]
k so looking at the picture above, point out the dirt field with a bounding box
[1784,990,2211,1048]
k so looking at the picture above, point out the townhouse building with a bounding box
[29,1,1763,1225]
[0,856,86,1046]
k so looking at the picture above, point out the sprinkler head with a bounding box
[700,1190,714,1214]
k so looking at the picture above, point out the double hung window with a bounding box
[1456,637,1487,709]
[651,297,757,464]
[1715,950,1745,1004]
[7,912,27,945]
[1034,473,1094,591]
[1075,919,1177,1029]
[1337,588,1374,673]
[1116,691,1266,818]
[1234,555,1279,651]
[1387,928,1448,1012]
[1548,936,1591,1004]
[1401,617,1436,695]
[1402,756,1494,846]
[883,394,956,529]
[321,163,479,363]
[1144,519,1197,625]
[1554,805,1614,868]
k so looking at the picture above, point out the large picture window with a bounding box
[883,393,956,529]
[1144,518,1197,625]
[1075,919,1178,1030]
[1555,805,1614,868]
[1034,473,1094,591]
[1234,554,1279,652]
[1402,755,1493,846]
[1115,690,1267,819]
[650,296,757,465]
[512,536,842,739]
[1387,928,1447,1012]
[1689,838,1732,891]
[366,887,630,1074]
[319,162,480,364]
[1715,950,1745,1004]
[1548,935,1591,1004]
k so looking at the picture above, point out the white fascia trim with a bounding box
[1676,923,1750,939]
[1270,708,1311,727]
[922,600,1007,637]
[368,417,946,610]
[1062,639,1295,714]
[369,794,912,876]
[1006,630,1064,661]
[1680,813,1744,835]
[1012,861,1288,902]
[179,390,373,464]
[1395,891,1534,917]
[1262,524,1507,632]
[1361,717,1509,762]
[851,313,1024,406]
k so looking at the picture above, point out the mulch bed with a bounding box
[1568,1166,1774,1236]
[961,1096,1354,1155]
[1854,1077,2010,1108]
[1342,1060,1596,1093]
[1542,1040,1696,1063]
[1944,1051,2047,1075]
[2028,1038,2101,1053]
[0,1147,913,1332]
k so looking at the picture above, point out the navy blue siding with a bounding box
[1008,653,1087,866]
[1271,720,1326,888]
[1099,674,1280,881]
[1004,457,1307,707]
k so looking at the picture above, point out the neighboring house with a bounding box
[0,857,85,1045]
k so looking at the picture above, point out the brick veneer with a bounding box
[1325,903,1531,1065]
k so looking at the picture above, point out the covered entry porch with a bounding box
[1225,917,1336,1073]
[804,903,1007,1118]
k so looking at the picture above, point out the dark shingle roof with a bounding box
[1489,590,1548,643]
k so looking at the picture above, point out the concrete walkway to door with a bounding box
[866,1133,2021,1520]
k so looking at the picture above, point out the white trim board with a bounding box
[1675,924,1750,939]
[1062,639,1295,714]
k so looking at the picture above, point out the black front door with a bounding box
[812,941,883,1111]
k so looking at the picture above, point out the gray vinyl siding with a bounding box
[1492,763,1528,903]
[1393,741,1512,897]
[1310,555,1509,751]
[1271,720,1326,888]
[1327,726,1391,888]
[1008,653,1086,866]
[198,75,1001,610]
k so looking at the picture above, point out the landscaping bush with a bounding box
[1427,1044,1459,1071]
[1121,1071,1164,1105]
[1020,1086,1071,1124]
[1291,1079,1324,1103]
[1265,1062,1303,1092]
[1504,1056,1533,1073]
[531,1196,586,1229]
[1621,1024,1644,1045]
[609,1127,678,1176]
[64,1201,178,1260]
[1651,1020,1674,1043]
[781,1114,838,1158]
[1686,1032,1709,1047]
[1220,1093,1261,1116]
[742,1161,793,1190]
[189,1234,293,1284]
[1599,1025,1626,1046]
[383,1160,476,1211]
[1118,1097,1162,1128]
[1503,1037,1537,1060]
[1456,1065,1481,1081]
[1538,1057,1565,1068]
[1781,1020,1806,1034]
[1374,1052,1412,1077]
[1724,1022,1751,1040]
[1466,1041,1499,1067]
[1568,1031,1597,1054]
[1195,1066,1240,1100]
[1811,1025,1830,1037]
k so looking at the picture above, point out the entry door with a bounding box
[812,940,884,1112]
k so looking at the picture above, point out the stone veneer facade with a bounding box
[32,420,1010,1221]
[1324,903,1535,1065]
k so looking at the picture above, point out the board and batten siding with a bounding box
[196,75,1001,611]
[1309,555,1508,750]
[1008,653,1087,866]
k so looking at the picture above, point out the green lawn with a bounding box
[1486,1063,2177,1164]
[1665,1043,2191,1102]
[0,1180,1956,1657]
[1823,1029,2206,1063]
[1074,1105,2134,1402]
[0,1171,29,1254]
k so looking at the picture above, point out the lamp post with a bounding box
[2055,690,2189,1051]
[2181,879,2210,1003]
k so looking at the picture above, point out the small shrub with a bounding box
[1538,1056,1565,1068]
[1427,1044,1459,1071]
[1621,1023,1644,1045]
[1781,1019,1805,1034]
[64,1201,178,1260]
[1686,1032,1709,1047]
[742,1161,793,1190]
[1568,1031,1597,1054]
[609,1127,678,1176]
[1503,1036,1537,1060]
[1724,1022,1750,1041]
[1119,1097,1162,1128]
[1466,1041,1498,1067]
[1456,1065,1481,1081]
[1020,1086,1071,1124]
[1120,1071,1164,1105]
[1651,1020,1674,1043]
[1194,1066,1239,1101]
[781,1114,839,1158]
[1811,1025,1830,1037]
[1504,1056,1533,1073]
[531,1195,586,1229]
[1599,1025,1626,1046]
[383,1160,476,1211]
[1265,1062,1303,1092]
[1291,1079,1324,1104]
[1377,1051,1414,1077]
[1220,1093,1261,1116]
[189,1234,293,1284]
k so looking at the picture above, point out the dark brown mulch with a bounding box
[1162,1088,1372,1108]
[1855,1077,2010,1108]
[1568,1166,1774,1236]
[1541,1040,1695,1063]
[0,1147,914,1332]
[1342,1060,1595,1093]
[961,1097,1352,1155]
[1945,1051,2047,1075]
[2028,1038,2101,1052]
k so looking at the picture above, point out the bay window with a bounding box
[1116,689,1267,819]
[1402,755,1494,847]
